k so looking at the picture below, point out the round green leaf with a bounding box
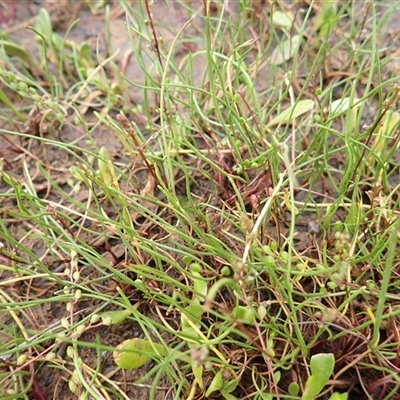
[113,338,166,370]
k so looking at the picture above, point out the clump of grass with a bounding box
[1,1,400,399]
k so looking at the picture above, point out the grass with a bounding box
[1,0,400,399]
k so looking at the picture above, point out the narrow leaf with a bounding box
[98,146,112,185]
[313,1,337,38]
[0,40,39,68]
[192,364,204,389]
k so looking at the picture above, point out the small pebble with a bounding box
[308,221,320,234]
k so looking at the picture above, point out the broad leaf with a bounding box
[267,99,314,128]
[113,338,167,370]
[100,309,131,325]
[328,97,360,117]
[302,353,335,400]
[205,371,223,397]
[270,34,301,66]
[271,11,293,29]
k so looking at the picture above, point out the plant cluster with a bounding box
[1,1,400,399]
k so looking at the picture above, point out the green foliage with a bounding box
[113,338,168,369]
[100,309,132,325]
[302,353,335,400]
[1,1,400,399]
